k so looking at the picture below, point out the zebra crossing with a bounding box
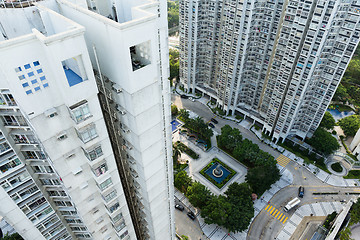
[264,204,288,224]
[276,154,291,167]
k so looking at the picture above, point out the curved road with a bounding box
[171,95,360,240]
[247,159,360,240]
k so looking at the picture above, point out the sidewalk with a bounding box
[276,201,345,240]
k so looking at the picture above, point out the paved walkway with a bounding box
[276,201,345,240]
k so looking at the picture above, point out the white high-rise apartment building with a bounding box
[180,0,360,142]
[0,0,174,240]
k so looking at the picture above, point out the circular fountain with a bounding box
[212,163,223,178]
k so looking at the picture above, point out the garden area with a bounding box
[174,170,254,232]
[176,109,213,149]
[330,162,343,173]
[199,158,237,189]
[217,125,281,196]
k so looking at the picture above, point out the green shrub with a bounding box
[235,115,243,120]
[331,162,343,173]
[332,130,337,135]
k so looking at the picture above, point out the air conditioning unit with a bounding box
[112,84,122,93]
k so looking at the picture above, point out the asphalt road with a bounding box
[247,159,360,240]
[171,94,360,240]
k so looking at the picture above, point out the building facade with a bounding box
[0,0,174,240]
[180,0,360,142]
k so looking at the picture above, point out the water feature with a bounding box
[171,119,181,132]
[204,163,230,184]
[327,108,355,121]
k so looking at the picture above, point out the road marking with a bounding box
[275,211,281,218]
[273,209,278,216]
[277,213,283,220]
[268,206,274,212]
[270,208,276,214]
[265,204,270,211]
[280,215,285,222]
[276,154,291,167]
[283,216,288,224]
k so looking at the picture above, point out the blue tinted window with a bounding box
[15,67,22,72]
[40,76,46,81]
[37,69,43,74]
[24,64,31,69]
[22,83,29,88]
[34,87,41,91]
[25,90,32,95]
[43,83,49,88]
[33,61,40,66]
[31,80,37,84]
[28,72,34,77]
[18,75,25,80]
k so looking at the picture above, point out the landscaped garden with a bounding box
[199,158,236,189]
[217,125,281,196]
[174,170,254,233]
[177,109,213,149]
[344,170,360,180]
[330,162,343,173]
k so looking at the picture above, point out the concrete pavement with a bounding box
[171,94,360,240]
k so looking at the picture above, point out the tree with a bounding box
[2,233,23,240]
[174,171,192,194]
[307,128,340,155]
[171,104,178,116]
[169,49,180,81]
[187,181,212,208]
[181,236,189,240]
[349,197,360,226]
[333,83,349,102]
[178,109,189,121]
[217,125,242,152]
[167,1,179,29]
[224,183,254,232]
[339,227,354,240]
[201,195,231,226]
[320,111,336,130]
[245,164,280,195]
[338,115,360,137]
[173,143,181,166]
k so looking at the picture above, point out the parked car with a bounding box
[175,204,184,211]
[210,118,218,124]
[298,186,305,198]
[187,211,196,220]
[208,123,215,128]
[180,95,188,99]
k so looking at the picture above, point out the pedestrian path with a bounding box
[276,154,291,167]
[276,201,345,240]
[264,204,288,224]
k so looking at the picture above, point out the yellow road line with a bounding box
[275,211,281,218]
[265,204,270,211]
[272,209,278,216]
[283,217,288,224]
[280,215,285,222]
[270,208,276,214]
[267,206,274,212]
[277,213,283,220]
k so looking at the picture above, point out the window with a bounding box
[62,56,88,87]
[107,202,120,213]
[84,145,103,161]
[130,41,151,71]
[111,213,123,223]
[69,101,91,123]
[77,124,97,143]
[98,178,112,191]
[120,230,128,239]
[92,162,108,177]
[103,190,117,202]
